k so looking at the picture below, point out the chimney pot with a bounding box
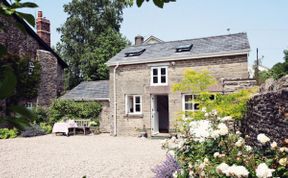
[135,35,144,45]
[36,11,51,46]
[38,11,43,18]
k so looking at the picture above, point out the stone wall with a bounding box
[109,54,250,136]
[223,78,256,93]
[98,100,111,133]
[241,77,288,146]
[0,14,65,108]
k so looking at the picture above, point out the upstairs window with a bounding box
[125,49,146,57]
[126,95,142,114]
[151,66,168,86]
[176,44,193,53]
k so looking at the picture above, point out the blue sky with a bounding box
[25,0,288,68]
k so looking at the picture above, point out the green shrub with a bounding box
[39,122,52,134]
[32,107,49,124]
[0,128,18,139]
[49,100,102,124]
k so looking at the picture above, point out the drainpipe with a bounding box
[113,62,119,136]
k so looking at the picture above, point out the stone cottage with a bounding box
[106,33,255,136]
[0,2,67,109]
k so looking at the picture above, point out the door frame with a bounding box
[151,94,169,135]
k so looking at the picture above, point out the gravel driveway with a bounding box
[0,134,166,178]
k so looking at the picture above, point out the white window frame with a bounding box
[182,94,216,117]
[125,95,142,115]
[150,66,168,86]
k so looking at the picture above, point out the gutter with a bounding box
[113,62,120,136]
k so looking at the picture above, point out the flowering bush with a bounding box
[152,154,180,178]
[158,109,288,178]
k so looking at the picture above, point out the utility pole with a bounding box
[255,48,260,85]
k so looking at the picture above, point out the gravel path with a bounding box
[0,134,165,178]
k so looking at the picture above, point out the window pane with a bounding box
[135,104,141,112]
[209,95,215,100]
[193,95,199,100]
[161,76,166,83]
[135,96,141,103]
[153,76,158,83]
[153,68,158,75]
[185,103,193,110]
[128,96,134,113]
[185,95,193,102]
[194,103,200,110]
[161,68,166,75]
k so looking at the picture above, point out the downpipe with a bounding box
[113,62,119,136]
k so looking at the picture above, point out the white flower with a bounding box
[213,152,220,158]
[204,113,209,117]
[198,162,205,170]
[237,151,242,156]
[270,141,277,150]
[279,147,288,153]
[217,123,229,136]
[189,120,212,142]
[204,158,209,164]
[201,107,207,113]
[168,150,175,157]
[211,130,220,139]
[279,158,287,166]
[235,138,245,147]
[256,163,274,178]
[216,162,229,174]
[236,131,241,135]
[211,109,218,116]
[245,145,252,152]
[221,116,233,121]
[227,165,249,178]
[172,171,178,178]
[257,133,270,144]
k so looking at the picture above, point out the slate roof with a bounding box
[106,33,250,66]
[61,80,109,101]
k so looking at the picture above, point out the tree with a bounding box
[269,50,288,80]
[172,69,216,93]
[136,0,176,8]
[56,0,130,89]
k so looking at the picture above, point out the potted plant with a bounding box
[89,120,100,135]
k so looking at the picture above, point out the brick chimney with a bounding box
[135,35,144,45]
[36,11,51,46]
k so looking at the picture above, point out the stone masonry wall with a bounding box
[0,14,65,107]
[109,54,249,136]
[98,100,111,133]
[241,89,288,146]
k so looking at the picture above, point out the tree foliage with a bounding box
[136,0,176,8]
[56,0,130,89]
[172,69,217,93]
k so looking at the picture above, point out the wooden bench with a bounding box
[69,119,91,136]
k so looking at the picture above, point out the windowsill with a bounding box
[150,84,168,87]
[124,113,144,118]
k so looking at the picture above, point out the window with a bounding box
[151,66,168,85]
[182,94,216,117]
[176,44,193,53]
[24,102,33,110]
[126,95,142,114]
[125,49,146,57]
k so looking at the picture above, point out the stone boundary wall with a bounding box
[241,89,288,146]
[222,78,256,93]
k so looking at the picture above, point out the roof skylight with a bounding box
[125,49,146,57]
[176,44,193,53]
